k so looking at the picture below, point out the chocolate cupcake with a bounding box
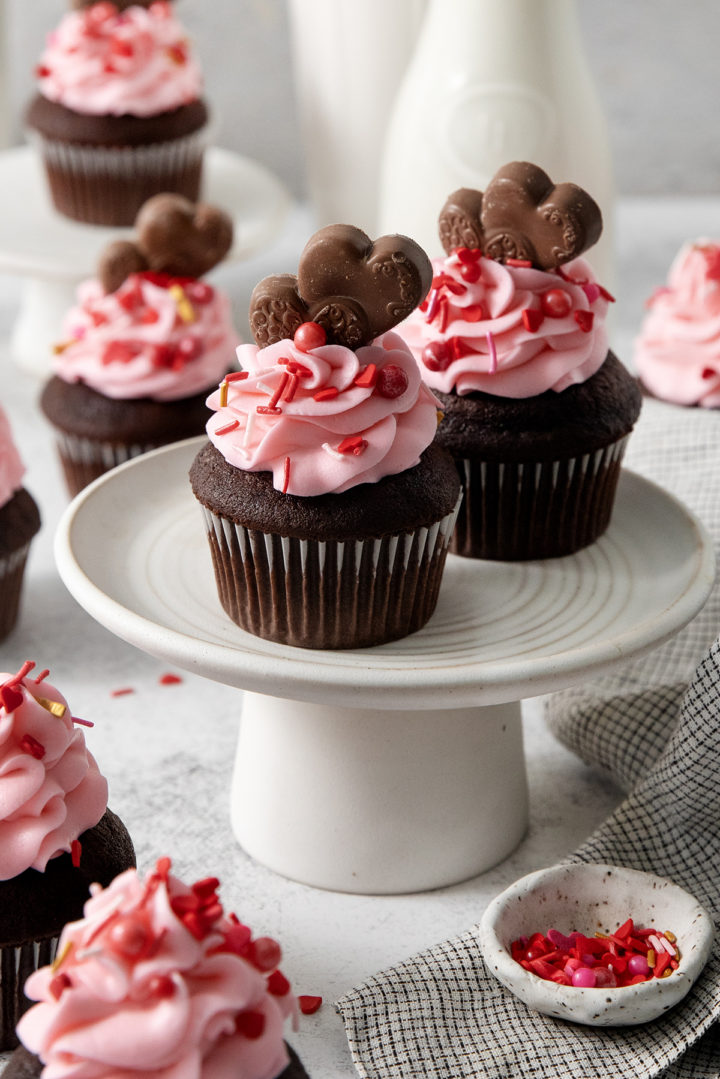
[190,224,461,649]
[397,162,642,560]
[25,0,210,226]
[0,408,41,642]
[10,858,309,1079]
[40,193,238,497]
[0,661,134,1050]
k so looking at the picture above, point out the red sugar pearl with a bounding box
[375,364,409,399]
[294,322,326,353]
[541,288,572,319]
[249,936,282,972]
[108,915,153,958]
[459,261,481,283]
[422,341,450,372]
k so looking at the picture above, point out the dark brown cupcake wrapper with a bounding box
[200,496,462,649]
[27,125,209,225]
[452,436,629,561]
[53,431,159,497]
[1,937,57,1051]
[0,543,32,643]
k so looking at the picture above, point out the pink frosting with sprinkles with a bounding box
[34,2,203,118]
[396,249,611,398]
[0,405,26,509]
[18,859,297,1079]
[55,273,238,402]
[207,331,441,496]
[0,663,107,881]
[634,241,720,408]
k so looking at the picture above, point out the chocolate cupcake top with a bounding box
[52,194,238,403]
[396,162,614,400]
[17,858,301,1079]
[0,405,26,509]
[0,662,108,880]
[33,1,202,118]
[206,224,442,497]
[634,241,720,408]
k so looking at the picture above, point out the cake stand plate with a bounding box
[55,438,715,893]
[0,145,290,373]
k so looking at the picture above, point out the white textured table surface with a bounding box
[1,196,717,1077]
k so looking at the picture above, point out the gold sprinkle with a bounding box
[436,410,445,425]
[37,697,67,718]
[661,968,673,978]
[219,380,229,408]
[53,340,75,355]
[169,284,195,324]
[664,930,677,943]
[51,940,73,972]
[647,948,656,968]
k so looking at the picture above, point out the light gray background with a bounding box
[5,0,719,198]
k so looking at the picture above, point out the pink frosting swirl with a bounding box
[0,663,107,881]
[634,241,720,408]
[18,859,297,1079]
[35,2,203,118]
[396,250,611,398]
[55,273,238,402]
[0,404,26,509]
[207,331,441,496]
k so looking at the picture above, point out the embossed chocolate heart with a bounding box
[249,225,432,349]
[98,194,234,293]
[136,194,233,279]
[438,162,602,270]
[71,1,156,10]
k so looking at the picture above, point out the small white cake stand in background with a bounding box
[0,145,290,374]
[54,437,715,895]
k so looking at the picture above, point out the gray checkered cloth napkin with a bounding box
[337,400,720,1078]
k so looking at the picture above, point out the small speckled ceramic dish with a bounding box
[479,863,714,1026]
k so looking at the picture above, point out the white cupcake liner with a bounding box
[453,436,630,560]
[28,123,209,179]
[0,936,57,1050]
[53,431,158,498]
[199,494,462,648]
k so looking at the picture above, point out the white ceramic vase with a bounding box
[378,0,615,287]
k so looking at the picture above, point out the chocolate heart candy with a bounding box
[98,241,149,295]
[249,225,432,349]
[438,162,602,270]
[135,194,233,280]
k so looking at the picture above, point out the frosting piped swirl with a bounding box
[397,250,611,398]
[206,331,441,496]
[0,664,107,880]
[18,859,297,1079]
[634,241,720,408]
[35,3,203,118]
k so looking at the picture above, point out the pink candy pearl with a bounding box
[627,954,650,977]
[571,966,598,989]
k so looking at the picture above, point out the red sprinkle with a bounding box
[282,456,291,494]
[521,308,544,333]
[224,371,249,382]
[313,387,339,401]
[49,973,71,1001]
[159,673,182,686]
[354,363,377,389]
[266,970,291,996]
[235,1011,266,1039]
[298,995,323,1015]
[256,405,282,415]
[0,684,23,713]
[71,840,82,868]
[337,435,368,456]
[111,687,135,698]
[19,734,46,759]
[574,310,595,333]
[506,258,533,268]
[215,420,239,436]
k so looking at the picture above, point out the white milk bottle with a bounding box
[378,0,615,287]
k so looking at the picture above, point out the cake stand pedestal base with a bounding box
[232,692,528,894]
[10,276,81,372]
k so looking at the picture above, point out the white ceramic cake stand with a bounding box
[0,145,290,374]
[54,437,715,895]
